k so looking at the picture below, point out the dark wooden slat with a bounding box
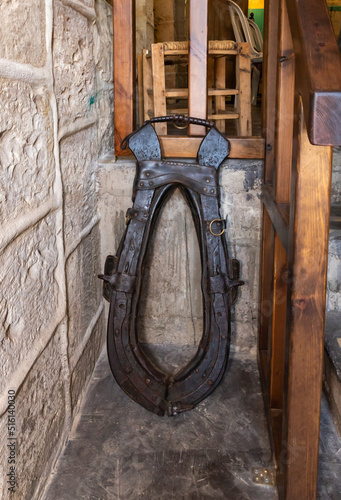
[262,0,280,183]
[159,136,265,159]
[285,0,341,145]
[188,0,208,135]
[282,99,333,500]
[270,233,288,410]
[114,0,135,156]
[259,207,274,354]
[262,184,289,255]
[275,0,295,203]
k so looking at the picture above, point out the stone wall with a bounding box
[0,1,113,498]
[98,156,263,374]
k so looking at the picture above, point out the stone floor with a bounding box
[42,346,341,500]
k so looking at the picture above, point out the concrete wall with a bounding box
[0,1,113,498]
[98,156,263,373]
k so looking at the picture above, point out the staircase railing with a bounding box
[259,0,341,498]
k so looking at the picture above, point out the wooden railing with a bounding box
[260,0,341,498]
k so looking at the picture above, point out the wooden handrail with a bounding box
[285,0,341,145]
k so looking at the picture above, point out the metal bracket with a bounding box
[252,467,276,486]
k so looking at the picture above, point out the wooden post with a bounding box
[188,0,208,135]
[269,232,287,410]
[142,49,153,121]
[236,43,252,136]
[137,53,144,126]
[275,0,295,203]
[215,57,226,133]
[262,0,280,183]
[151,43,167,135]
[114,0,135,155]
[282,98,333,499]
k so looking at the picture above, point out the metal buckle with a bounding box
[209,219,225,237]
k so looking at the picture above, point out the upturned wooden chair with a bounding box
[140,40,252,136]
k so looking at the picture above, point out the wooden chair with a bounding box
[140,40,252,136]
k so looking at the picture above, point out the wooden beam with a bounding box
[262,184,289,255]
[259,206,274,354]
[159,136,265,159]
[285,0,341,145]
[114,0,135,156]
[151,43,167,135]
[282,98,333,499]
[215,56,226,133]
[137,53,143,126]
[188,0,208,135]
[269,233,288,410]
[275,0,295,204]
[236,42,252,136]
[143,49,153,122]
[262,0,280,183]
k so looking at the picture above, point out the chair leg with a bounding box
[236,43,252,136]
[152,43,167,135]
[251,64,261,106]
[215,57,226,133]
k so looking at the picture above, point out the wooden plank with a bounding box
[236,43,252,136]
[143,49,153,122]
[282,99,333,499]
[262,0,280,183]
[113,0,135,156]
[275,0,295,203]
[159,136,265,159]
[151,43,167,135]
[208,57,214,114]
[259,207,274,354]
[215,56,226,133]
[137,53,143,126]
[165,89,239,98]
[208,113,240,120]
[188,0,208,135]
[269,232,288,410]
[262,184,289,255]
[285,0,341,145]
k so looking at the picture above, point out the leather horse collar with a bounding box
[99,116,243,416]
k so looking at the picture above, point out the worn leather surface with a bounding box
[100,117,243,416]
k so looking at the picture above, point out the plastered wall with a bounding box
[0,1,113,498]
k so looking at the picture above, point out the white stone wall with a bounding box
[0,1,113,498]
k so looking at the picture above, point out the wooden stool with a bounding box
[139,40,252,136]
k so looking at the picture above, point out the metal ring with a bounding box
[173,118,189,130]
[209,219,225,237]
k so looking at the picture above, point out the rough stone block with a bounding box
[331,149,341,204]
[66,225,102,362]
[0,79,55,226]
[0,0,46,67]
[53,0,96,127]
[94,0,113,85]
[95,89,114,155]
[60,127,98,248]
[0,328,66,500]
[70,316,105,412]
[327,232,341,311]
[0,215,60,392]
[97,160,136,265]
[220,160,263,351]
